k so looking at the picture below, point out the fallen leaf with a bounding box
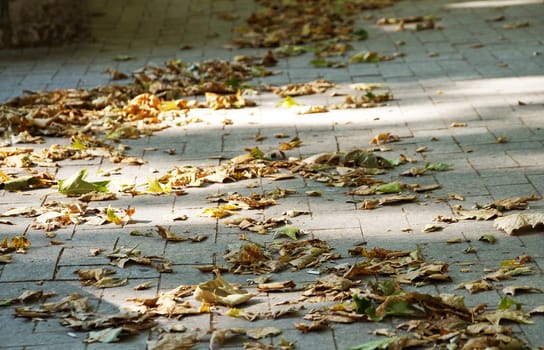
[478,234,497,244]
[450,122,467,127]
[456,279,493,293]
[458,208,502,221]
[422,224,443,233]
[134,282,154,291]
[93,277,128,288]
[369,132,400,145]
[502,285,543,296]
[425,162,451,171]
[151,333,200,350]
[347,337,398,350]
[503,21,529,29]
[294,320,328,333]
[194,272,255,307]
[85,327,123,343]
[482,309,533,325]
[486,193,541,211]
[494,212,544,235]
[58,169,110,196]
[274,226,302,240]
[257,280,296,292]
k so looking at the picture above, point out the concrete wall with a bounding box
[0,0,89,48]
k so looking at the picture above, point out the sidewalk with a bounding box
[1,0,544,349]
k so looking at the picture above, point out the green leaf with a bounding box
[383,300,425,318]
[3,176,41,191]
[274,45,307,57]
[349,51,380,64]
[371,279,402,296]
[352,294,374,314]
[274,225,301,240]
[113,55,135,61]
[425,162,451,171]
[352,28,369,40]
[499,296,523,311]
[226,77,241,88]
[0,298,13,307]
[478,234,497,244]
[347,337,398,350]
[247,147,266,160]
[70,136,87,150]
[375,181,402,194]
[58,169,110,196]
[310,57,329,68]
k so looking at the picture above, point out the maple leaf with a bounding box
[494,212,544,235]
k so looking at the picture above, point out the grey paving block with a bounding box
[0,0,543,348]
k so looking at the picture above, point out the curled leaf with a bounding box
[194,272,255,307]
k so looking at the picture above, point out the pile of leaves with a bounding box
[230,0,394,48]
[0,55,280,141]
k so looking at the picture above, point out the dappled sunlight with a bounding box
[1,0,543,348]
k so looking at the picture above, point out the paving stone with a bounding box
[0,0,543,348]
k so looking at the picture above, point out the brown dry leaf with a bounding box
[456,279,494,293]
[151,333,201,350]
[400,167,427,176]
[93,277,128,288]
[205,91,256,110]
[210,327,281,349]
[0,254,13,263]
[273,80,335,97]
[0,235,31,254]
[481,309,533,325]
[487,193,541,211]
[74,267,115,283]
[450,122,467,127]
[435,215,458,223]
[457,208,503,220]
[494,212,544,235]
[296,105,328,114]
[358,194,417,210]
[227,305,302,323]
[279,136,302,151]
[257,280,296,292]
[194,272,255,307]
[78,191,117,202]
[448,193,465,201]
[102,68,128,80]
[422,224,444,233]
[369,132,400,145]
[156,225,188,242]
[294,320,329,333]
[411,184,442,193]
[503,21,529,29]
[14,307,54,319]
[529,306,544,316]
[484,266,532,281]
[133,281,154,291]
[85,327,124,343]
[396,263,451,285]
[502,285,543,296]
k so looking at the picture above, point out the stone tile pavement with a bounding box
[1,0,544,349]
